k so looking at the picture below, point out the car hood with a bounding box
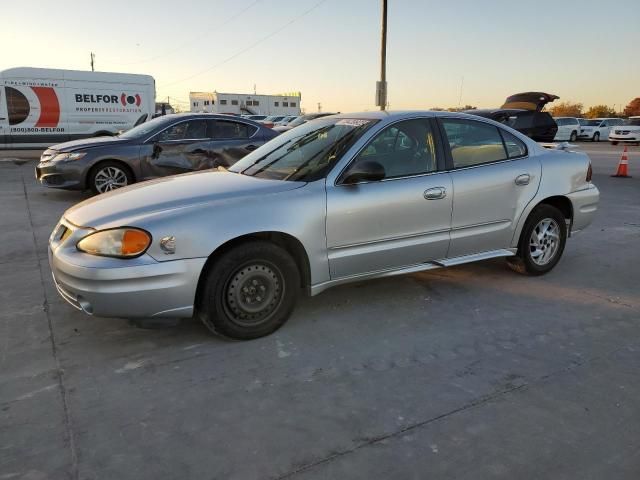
[616,125,640,131]
[64,170,305,228]
[50,136,131,152]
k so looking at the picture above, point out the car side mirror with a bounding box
[342,160,386,185]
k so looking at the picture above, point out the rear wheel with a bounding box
[88,161,133,194]
[592,132,600,142]
[569,131,577,142]
[199,241,300,340]
[507,205,567,276]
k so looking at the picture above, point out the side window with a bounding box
[155,120,206,141]
[208,120,257,139]
[351,119,437,179]
[441,118,508,168]
[500,130,527,158]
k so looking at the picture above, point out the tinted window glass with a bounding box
[352,119,437,179]
[500,130,527,158]
[442,119,507,167]
[156,120,207,141]
[208,120,257,139]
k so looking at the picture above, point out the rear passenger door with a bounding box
[439,118,541,258]
[205,119,262,168]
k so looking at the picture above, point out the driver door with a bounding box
[325,118,452,279]
[142,119,212,178]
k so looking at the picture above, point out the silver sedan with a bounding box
[48,111,599,339]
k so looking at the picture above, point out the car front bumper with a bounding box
[568,184,600,234]
[577,130,595,139]
[35,160,87,190]
[48,220,207,318]
[609,133,639,142]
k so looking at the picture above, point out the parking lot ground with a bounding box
[1,143,639,479]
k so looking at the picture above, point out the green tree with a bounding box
[584,105,617,118]
[623,98,640,117]
[548,101,583,117]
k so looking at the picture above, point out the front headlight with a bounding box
[77,228,152,258]
[53,152,87,162]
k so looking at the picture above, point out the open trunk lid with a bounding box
[501,92,559,112]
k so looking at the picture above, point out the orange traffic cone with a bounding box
[611,147,631,178]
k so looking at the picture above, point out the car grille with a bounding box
[616,130,630,135]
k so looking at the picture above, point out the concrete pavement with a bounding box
[1,143,639,479]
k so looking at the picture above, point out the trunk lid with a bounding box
[501,92,559,112]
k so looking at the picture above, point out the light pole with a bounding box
[376,0,388,111]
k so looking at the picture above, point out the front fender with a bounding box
[135,181,330,285]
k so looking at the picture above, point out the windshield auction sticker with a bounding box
[336,119,371,127]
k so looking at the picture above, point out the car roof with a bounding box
[159,112,264,126]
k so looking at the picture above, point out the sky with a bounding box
[1,0,639,113]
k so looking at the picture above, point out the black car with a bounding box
[465,92,559,142]
[35,114,278,193]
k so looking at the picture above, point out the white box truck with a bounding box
[0,67,155,148]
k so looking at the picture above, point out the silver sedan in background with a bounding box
[48,111,599,339]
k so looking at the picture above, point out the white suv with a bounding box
[578,117,624,142]
[609,117,640,145]
[553,117,581,142]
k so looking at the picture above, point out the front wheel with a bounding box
[592,132,600,142]
[611,141,619,146]
[88,161,133,194]
[507,205,567,276]
[199,241,300,339]
[569,131,578,142]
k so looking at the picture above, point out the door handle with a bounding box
[245,144,258,151]
[515,173,531,186]
[423,187,446,200]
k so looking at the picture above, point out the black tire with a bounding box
[611,141,619,146]
[88,161,134,194]
[592,132,600,142]
[199,240,300,340]
[569,131,578,142]
[507,204,567,276]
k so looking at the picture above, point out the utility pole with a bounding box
[90,52,95,72]
[376,0,388,111]
[317,102,321,113]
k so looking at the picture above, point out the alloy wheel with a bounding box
[529,218,561,266]
[94,166,128,193]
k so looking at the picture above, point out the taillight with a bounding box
[586,162,593,182]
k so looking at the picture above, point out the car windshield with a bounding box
[228,117,377,182]
[624,118,640,126]
[583,120,601,126]
[118,116,175,139]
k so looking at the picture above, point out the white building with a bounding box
[189,91,301,116]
